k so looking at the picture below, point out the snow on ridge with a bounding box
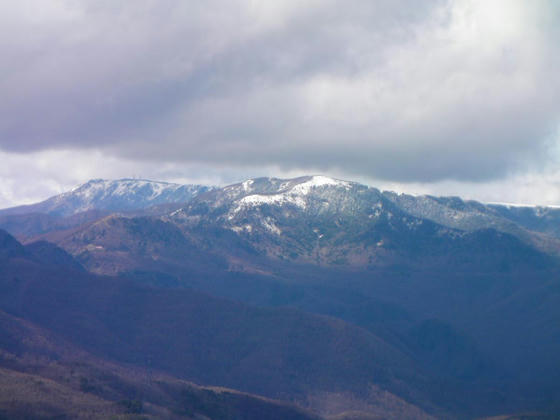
[71,179,185,201]
[486,201,560,209]
[238,193,307,209]
[230,176,351,214]
[290,175,351,195]
[47,179,209,216]
[306,175,349,187]
[242,179,254,192]
[74,179,112,200]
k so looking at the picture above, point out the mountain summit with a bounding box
[0,179,213,217]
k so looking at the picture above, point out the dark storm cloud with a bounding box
[0,0,559,182]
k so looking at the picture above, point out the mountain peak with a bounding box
[286,175,352,193]
[209,175,357,213]
[68,178,180,200]
[1,179,214,217]
[225,175,354,195]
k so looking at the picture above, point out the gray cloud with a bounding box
[0,0,559,182]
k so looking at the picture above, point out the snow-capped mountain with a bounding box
[168,176,532,266]
[171,175,385,232]
[172,175,560,234]
[0,179,213,217]
[195,175,361,212]
[169,175,554,267]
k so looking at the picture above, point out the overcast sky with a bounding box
[1,0,559,208]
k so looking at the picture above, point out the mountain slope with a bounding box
[0,309,322,420]
[0,229,440,419]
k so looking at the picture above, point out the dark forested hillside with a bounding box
[0,230,438,419]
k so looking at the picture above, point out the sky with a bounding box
[1,0,560,208]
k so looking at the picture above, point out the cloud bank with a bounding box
[1,0,559,186]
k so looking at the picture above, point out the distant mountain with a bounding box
[383,192,525,235]
[383,192,560,252]
[0,178,213,217]
[487,202,560,238]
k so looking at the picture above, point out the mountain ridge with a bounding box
[4,174,559,268]
[2,175,560,237]
[0,178,214,218]
[5,174,560,215]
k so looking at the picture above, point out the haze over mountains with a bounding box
[1,175,559,419]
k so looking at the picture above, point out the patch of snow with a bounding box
[290,176,350,195]
[487,201,560,209]
[230,175,351,214]
[262,218,282,235]
[487,202,539,208]
[242,179,254,192]
[169,208,184,217]
[236,193,307,211]
[85,244,105,251]
[231,224,253,233]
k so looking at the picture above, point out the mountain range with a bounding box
[1,175,559,419]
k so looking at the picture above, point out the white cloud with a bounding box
[0,0,559,203]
